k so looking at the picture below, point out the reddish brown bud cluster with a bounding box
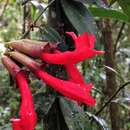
[2,32,104,130]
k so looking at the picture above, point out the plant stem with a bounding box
[34,0,55,25]
[95,81,130,116]
[114,22,125,53]
[21,0,55,39]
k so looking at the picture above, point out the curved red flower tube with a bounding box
[37,69,95,106]
[41,32,104,64]
[2,56,37,130]
[65,64,86,84]
[52,50,94,97]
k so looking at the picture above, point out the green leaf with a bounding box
[86,112,109,130]
[40,24,62,42]
[0,123,11,130]
[73,0,103,6]
[89,7,129,23]
[60,97,92,130]
[109,0,117,5]
[104,65,124,81]
[61,0,98,34]
[31,1,46,11]
[118,0,130,19]
[34,92,56,119]
[112,97,130,104]
[73,0,93,3]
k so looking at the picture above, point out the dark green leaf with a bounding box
[73,0,91,3]
[0,123,11,130]
[104,65,124,81]
[109,0,117,5]
[73,0,97,4]
[61,0,98,34]
[86,112,109,130]
[73,0,105,7]
[60,97,92,130]
[112,97,130,104]
[119,48,130,56]
[31,1,46,11]
[34,93,56,119]
[89,7,129,23]
[22,0,30,5]
[118,0,130,19]
[40,25,62,42]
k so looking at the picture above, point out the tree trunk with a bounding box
[102,19,120,130]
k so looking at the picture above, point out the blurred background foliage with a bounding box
[1,0,130,130]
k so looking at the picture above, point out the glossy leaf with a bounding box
[73,0,92,3]
[61,0,98,34]
[118,0,130,19]
[73,0,106,7]
[73,0,100,4]
[112,97,130,104]
[34,92,56,119]
[119,48,130,56]
[40,25,62,42]
[109,0,117,5]
[22,0,30,5]
[31,1,46,11]
[0,123,11,130]
[86,112,109,130]
[104,65,124,81]
[90,7,129,23]
[60,97,92,130]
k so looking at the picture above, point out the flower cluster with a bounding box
[2,32,104,130]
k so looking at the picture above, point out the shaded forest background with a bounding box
[1,0,130,130]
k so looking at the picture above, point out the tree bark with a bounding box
[102,19,120,130]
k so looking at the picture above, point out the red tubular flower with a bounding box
[53,50,94,92]
[65,64,86,84]
[13,70,37,130]
[41,32,104,64]
[8,51,96,106]
[65,64,94,105]
[2,56,37,130]
[10,119,22,130]
[52,49,86,84]
[37,69,95,106]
